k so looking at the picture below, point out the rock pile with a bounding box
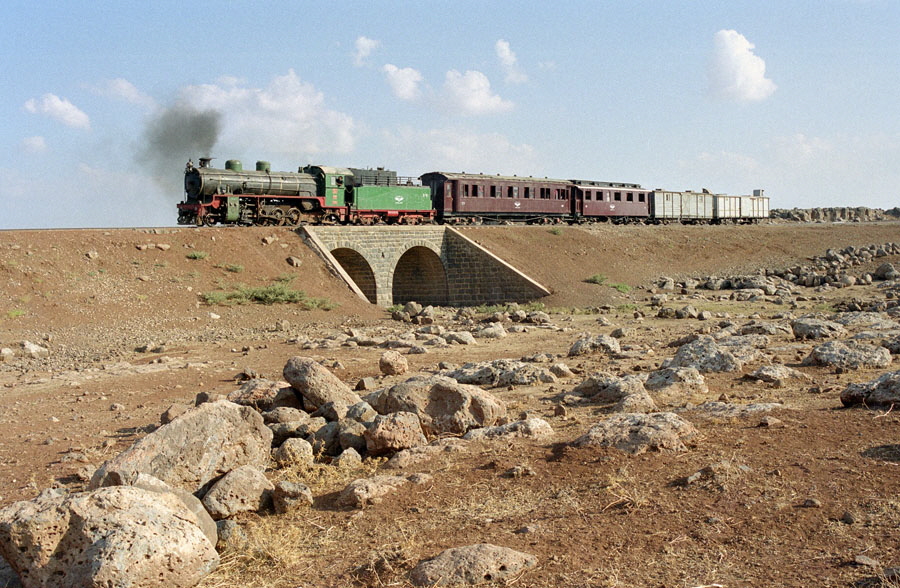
[771,207,888,223]
[654,241,900,296]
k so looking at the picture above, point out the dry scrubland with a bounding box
[0,221,899,587]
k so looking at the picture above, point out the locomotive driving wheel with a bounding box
[271,208,286,226]
[286,208,302,226]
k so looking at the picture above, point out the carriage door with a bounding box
[572,187,583,217]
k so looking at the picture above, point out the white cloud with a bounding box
[178,69,356,157]
[441,70,513,115]
[773,133,832,163]
[24,93,91,129]
[92,78,156,109]
[708,29,776,102]
[381,126,537,173]
[495,40,527,84]
[353,36,380,67]
[22,136,47,153]
[382,64,424,100]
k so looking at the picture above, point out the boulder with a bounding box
[0,487,218,588]
[791,318,846,340]
[90,400,272,495]
[364,412,427,456]
[227,378,302,411]
[445,331,477,345]
[201,465,274,520]
[667,335,743,373]
[346,401,377,423]
[476,323,507,339]
[463,418,553,441]
[693,402,784,419]
[272,481,313,514]
[572,412,699,454]
[379,350,409,376]
[410,543,537,586]
[747,364,811,387]
[334,447,363,469]
[612,391,658,413]
[644,367,708,405]
[127,473,217,548]
[874,262,899,281]
[337,473,432,509]
[20,341,49,359]
[443,359,556,388]
[385,438,470,470]
[568,334,621,357]
[572,372,646,403]
[312,400,349,422]
[269,417,323,446]
[803,340,892,370]
[273,437,315,467]
[337,418,368,453]
[367,377,507,436]
[840,370,900,407]
[282,356,362,410]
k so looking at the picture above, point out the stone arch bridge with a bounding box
[300,226,549,307]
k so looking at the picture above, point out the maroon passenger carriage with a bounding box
[420,171,651,223]
[569,179,650,222]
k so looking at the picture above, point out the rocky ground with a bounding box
[0,222,899,587]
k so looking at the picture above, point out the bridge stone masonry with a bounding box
[299,226,550,308]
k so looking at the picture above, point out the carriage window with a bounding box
[524,187,531,199]
[638,193,645,202]
[463,184,469,197]
[614,192,622,201]
[627,192,633,202]
[507,186,514,198]
[490,186,497,198]
[474,185,480,197]
[585,191,591,200]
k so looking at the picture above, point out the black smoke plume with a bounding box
[140,104,222,198]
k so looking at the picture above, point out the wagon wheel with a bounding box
[286,208,302,226]
[202,214,217,226]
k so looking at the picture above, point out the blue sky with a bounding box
[2,0,899,228]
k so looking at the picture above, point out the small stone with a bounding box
[801,498,822,508]
[839,511,857,525]
[854,554,880,568]
[758,416,784,428]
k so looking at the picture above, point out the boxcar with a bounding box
[649,190,715,223]
[740,190,769,220]
[713,194,742,222]
[420,172,572,222]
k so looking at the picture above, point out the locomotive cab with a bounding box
[301,165,353,208]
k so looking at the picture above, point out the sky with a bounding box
[2,0,899,229]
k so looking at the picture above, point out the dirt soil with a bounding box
[1,221,899,587]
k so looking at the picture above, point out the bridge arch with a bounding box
[330,247,377,304]
[391,245,448,306]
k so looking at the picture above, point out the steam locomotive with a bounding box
[176,158,768,226]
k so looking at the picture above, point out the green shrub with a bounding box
[548,227,563,236]
[223,264,243,273]
[201,280,336,310]
[585,274,607,285]
[7,309,26,319]
[610,282,632,294]
[186,251,209,260]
